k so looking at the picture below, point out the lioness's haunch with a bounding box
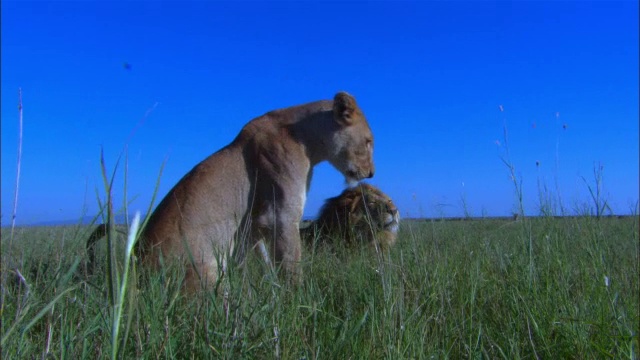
[303,183,399,251]
[134,92,373,291]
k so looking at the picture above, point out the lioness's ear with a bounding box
[333,91,358,125]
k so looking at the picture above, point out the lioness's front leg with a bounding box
[272,221,303,282]
[253,216,303,283]
[252,178,305,282]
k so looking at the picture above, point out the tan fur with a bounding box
[303,183,399,252]
[132,92,374,291]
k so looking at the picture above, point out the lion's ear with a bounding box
[349,194,361,213]
[333,92,358,126]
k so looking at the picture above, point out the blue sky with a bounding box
[2,1,638,226]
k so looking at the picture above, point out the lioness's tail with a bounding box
[85,223,109,276]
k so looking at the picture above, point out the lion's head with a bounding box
[305,183,400,251]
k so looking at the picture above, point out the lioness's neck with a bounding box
[290,109,338,165]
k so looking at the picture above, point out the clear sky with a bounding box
[2,1,638,226]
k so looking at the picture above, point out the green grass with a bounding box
[2,215,638,359]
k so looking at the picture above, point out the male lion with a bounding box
[102,92,374,291]
[303,183,399,252]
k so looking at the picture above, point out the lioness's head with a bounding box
[329,92,375,185]
[306,183,400,251]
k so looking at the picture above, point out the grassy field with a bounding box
[1,215,638,359]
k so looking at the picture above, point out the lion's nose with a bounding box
[367,169,374,178]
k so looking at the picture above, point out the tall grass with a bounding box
[497,106,536,288]
[1,148,638,358]
[1,88,25,325]
[2,212,637,358]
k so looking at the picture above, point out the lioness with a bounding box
[129,92,373,291]
[303,183,399,252]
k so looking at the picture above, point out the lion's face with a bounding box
[329,92,375,185]
[312,183,400,251]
